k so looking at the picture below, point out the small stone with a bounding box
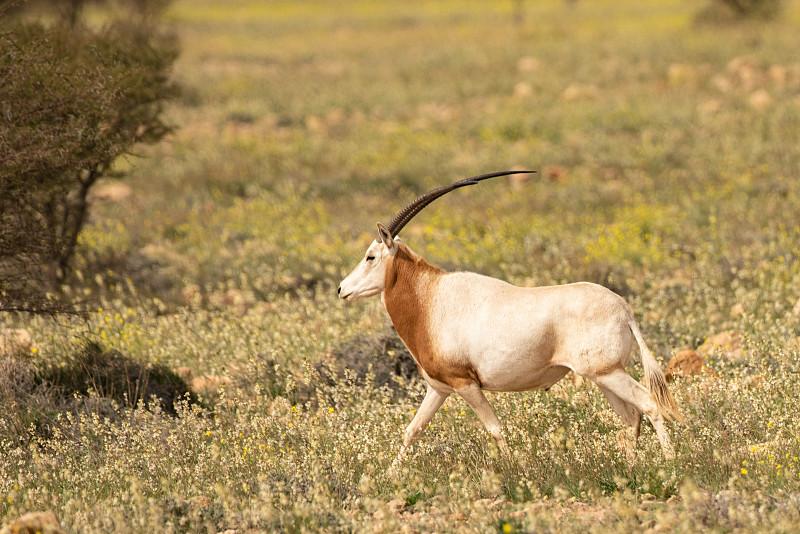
[190,374,231,392]
[513,81,532,98]
[697,330,744,361]
[174,367,194,380]
[517,56,540,72]
[473,498,493,508]
[188,495,213,509]
[544,165,568,182]
[769,64,788,85]
[0,328,37,357]
[666,495,682,505]
[0,511,64,534]
[562,83,599,101]
[88,181,133,203]
[667,63,694,85]
[727,56,760,90]
[749,89,772,110]
[698,99,721,116]
[665,349,718,382]
[508,169,533,190]
[181,284,202,308]
[790,297,800,317]
[387,498,407,514]
[712,75,733,93]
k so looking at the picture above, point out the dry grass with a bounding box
[3,0,800,531]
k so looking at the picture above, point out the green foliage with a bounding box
[0,5,177,313]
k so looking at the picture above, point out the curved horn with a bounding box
[383,170,535,238]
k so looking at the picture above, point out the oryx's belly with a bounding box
[477,362,571,392]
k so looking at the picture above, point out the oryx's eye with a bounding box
[366,256,375,262]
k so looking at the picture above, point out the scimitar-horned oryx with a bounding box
[338,170,683,465]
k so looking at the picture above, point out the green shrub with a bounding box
[0,7,177,313]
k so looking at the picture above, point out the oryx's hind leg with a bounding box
[598,385,641,461]
[592,368,675,460]
[456,383,512,457]
[390,384,449,474]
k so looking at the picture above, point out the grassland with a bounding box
[3,0,800,531]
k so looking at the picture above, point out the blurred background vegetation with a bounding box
[2,0,800,531]
[0,0,177,314]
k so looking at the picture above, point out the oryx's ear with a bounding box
[377,222,395,250]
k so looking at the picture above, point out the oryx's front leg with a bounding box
[456,383,511,457]
[390,384,449,473]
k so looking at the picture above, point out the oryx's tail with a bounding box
[628,320,684,423]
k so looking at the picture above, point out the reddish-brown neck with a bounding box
[382,243,481,389]
[383,244,443,360]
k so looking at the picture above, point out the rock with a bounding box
[128,244,196,295]
[0,328,37,356]
[712,75,734,93]
[713,490,743,522]
[223,289,254,315]
[268,396,293,421]
[727,56,756,75]
[0,511,64,534]
[544,165,568,182]
[667,63,695,85]
[698,99,721,116]
[768,64,788,85]
[727,56,760,90]
[305,115,325,133]
[562,83,599,101]
[188,495,213,509]
[790,297,800,317]
[749,89,772,110]
[697,331,744,361]
[174,366,194,380]
[88,181,132,203]
[388,498,407,514]
[517,56,540,73]
[742,374,762,388]
[190,374,231,392]
[513,81,533,98]
[508,170,533,189]
[181,284,203,308]
[473,498,494,509]
[665,349,718,382]
[208,289,255,315]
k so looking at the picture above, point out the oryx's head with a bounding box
[337,170,535,302]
